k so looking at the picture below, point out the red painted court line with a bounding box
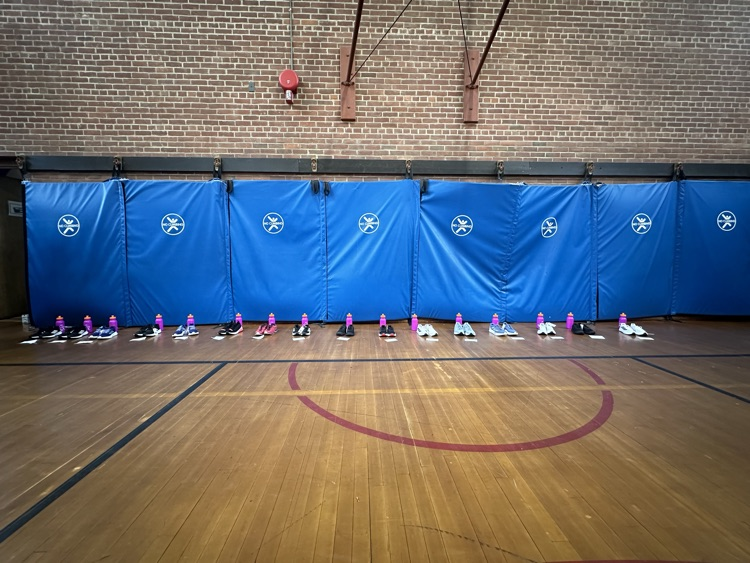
[288,359,614,452]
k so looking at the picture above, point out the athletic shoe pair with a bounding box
[31,327,61,339]
[378,325,396,337]
[336,323,355,337]
[173,324,199,337]
[58,326,88,340]
[292,324,311,337]
[454,322,476,336]
[135,324,161,338]
[572,323,596,335]
[91,326,117,339]
[489,322,518,336]
[619,323,647,336]
[218,321,243,335]
[537,322,556,335]
[255,323,278,336]
[416,323,438,337]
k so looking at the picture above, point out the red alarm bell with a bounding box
[279,69,299,105]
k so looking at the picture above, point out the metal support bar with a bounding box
[468,0,512,88]
[344,0,365,85]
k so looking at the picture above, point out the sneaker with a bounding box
[416,324,427,336]
[501,322,518,336]
[218,321,233,335]
[582,324,596,335]
[98,326,117,339]
[425,324,438,337]
[292,324,301,336]
[300,324,310,337]
[264,323,278,335]
[619,323,635,335]
[173,325,188,338]
[227,322,243,335]
[91,326,105,339]
[630,323,647,336]
[454,322,463,335]
[489,323,506,336]
[462,322,476,336]
[379,325,387,337]
[187,325,199,336]
[134,325,151,338]
[30,327,47,339]
[58,327,76,339]
[386,325,396,337]
[345,324,355,337]
[255,324,267,336]
[66,326,88,340]
[336,323,347,336]
[572,323,585,335]
[42,327,61,339]
[545,322,556,335]
[537,323,548,335]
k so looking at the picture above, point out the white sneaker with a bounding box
[630,323,647,336]
[416,324,427,336]
[619,323,635,335]
[537,323,548,335]
[545,322,556,335]
[462,322,476,336]
[454,322,463,335]
[425,324,438,337]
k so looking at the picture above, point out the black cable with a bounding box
[350,0,416,82]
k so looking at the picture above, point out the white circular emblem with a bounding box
[358,213,380,234]
[262,212,284,234]
[57,214,80,237]
[540,217,558,238]
[161,213,185,236]
[451,215,473,236]
[717,211,736,232]
[631,213,652,235]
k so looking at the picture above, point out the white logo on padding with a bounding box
[451,215,473,236]
[631,213,652,235]
[717,211,736,231]
[58,214,80,237]
[358,213,379,234]
[161,213,185,235]
[541,217,558,238]
[263,212,284,234]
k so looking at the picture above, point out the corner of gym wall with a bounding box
[1,1,748,162]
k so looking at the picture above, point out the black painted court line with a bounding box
[634,358,750,405]
[0,362,228,545]
[1,353,749,368]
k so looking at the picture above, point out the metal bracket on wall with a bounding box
[340,46,356,121]
[311,156,318,173]
[112,156,122,179]
[583,162,594,184]
[497,160,504,181]
[405,159,413,179]
[463,49,480,124]
[213,156,222,179]
[673,162,685,181]
[15,155,26,178]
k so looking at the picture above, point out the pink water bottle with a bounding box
[109,315,118,331]
[301,313,308,326]
[268,313,276,326]
[380,314,387,327]
[346,313,353,327]
[235,312,243,325]
[55,315,65,332]
[186,314,195,327]
[491,313,499,325]
[566,312,574,330]
[456,312,463,324]
[411,314,418,331]
[83,315,93,333]
[155,314,163,331]
[619,312,627,325]
[536,312,544,327]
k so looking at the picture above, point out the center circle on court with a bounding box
[288,359,613,452]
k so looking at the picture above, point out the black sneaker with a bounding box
[40,327,60,339]
[386,325,396,337]
[572,323,585,335]
[336,323,347,336]
[292,324,301,336]
[345,324,355,337]
[378,325,387,337]
[218,321,233,335]
[134,325,150,338]
[226,321,243,335]
[582,324,596,335]
[300,324,310,337]
[67,326,88,340]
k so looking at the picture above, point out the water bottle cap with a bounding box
[156,314,162,318]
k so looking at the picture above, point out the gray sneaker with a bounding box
[462,322,476,336]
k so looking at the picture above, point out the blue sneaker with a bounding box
[501,322,518,336]
[91,326,105,339]
[489,323,506,336]
[172,325,188,338]
[187,324,199,336]
[98,326,117,339]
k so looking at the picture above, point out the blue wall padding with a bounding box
[325,180,420,322]
[505,184,596,323]
[229,180,327,321]
[124,180,233,326]
[25,180,131,327]
[597,182,678,320]
[674,180,750,315]
[415,181,519,322]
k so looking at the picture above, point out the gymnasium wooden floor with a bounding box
[0,316,748,563]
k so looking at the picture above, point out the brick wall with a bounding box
[1,0,748,167]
